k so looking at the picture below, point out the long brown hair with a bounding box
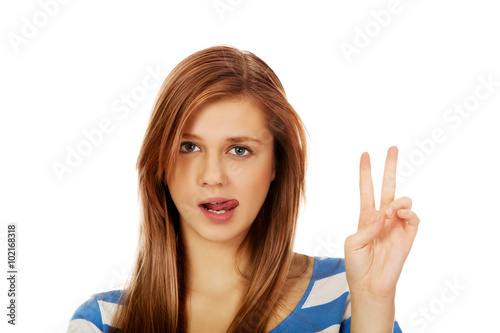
[110,45,310,332]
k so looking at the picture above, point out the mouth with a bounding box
[199,199,239,214]
[198,199,239,223]
[201,204,236,214]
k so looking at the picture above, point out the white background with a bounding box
[1,0,499,332]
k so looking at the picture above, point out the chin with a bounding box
[196,224,250,245]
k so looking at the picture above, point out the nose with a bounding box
[199,153,228,187]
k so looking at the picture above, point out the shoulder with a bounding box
[290,254,345,283]
[67,290,125,333]
[304,256,349,307]
[312,256,346,280]
[271,255,350,332]
[289,254,349,311]
[291,253,343,273]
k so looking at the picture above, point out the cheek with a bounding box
[167,177,200,223]
[235,156,274,197]
[168,158,192,187]
[166,162,192,208]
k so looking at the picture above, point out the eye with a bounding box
[180,142,200,153]
[229,146,253,157]
[180,142,253,157]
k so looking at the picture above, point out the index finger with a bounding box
[359,151,375,213]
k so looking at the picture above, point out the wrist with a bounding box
[347,276,398,300]
[350,287,396,304]
[350,290,396,333]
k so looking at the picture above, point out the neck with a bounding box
[181,230,251,297]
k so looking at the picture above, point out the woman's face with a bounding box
[167,97,276,246]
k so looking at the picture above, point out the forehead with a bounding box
[182,97,273,144]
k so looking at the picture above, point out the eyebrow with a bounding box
[181,133,262,144]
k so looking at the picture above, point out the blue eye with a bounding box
[230,146,252,156]
[179,142,253,157]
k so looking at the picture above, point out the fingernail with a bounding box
[386,207,394,218]
[399,209,408,214]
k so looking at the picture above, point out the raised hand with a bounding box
[344,146,420,300]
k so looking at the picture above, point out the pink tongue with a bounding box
[205,199,238,211]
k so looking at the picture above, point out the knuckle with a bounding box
[344,235,355,247]
[395,196,412,208]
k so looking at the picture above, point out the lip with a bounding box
[198,197,233,206]
[199,203,237,223]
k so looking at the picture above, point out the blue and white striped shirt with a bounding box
[68,256,402,332]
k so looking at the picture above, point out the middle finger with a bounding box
[380,146,398,208]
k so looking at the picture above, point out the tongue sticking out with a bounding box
[204,199,239,211]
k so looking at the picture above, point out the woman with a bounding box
[68,45,419,332]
